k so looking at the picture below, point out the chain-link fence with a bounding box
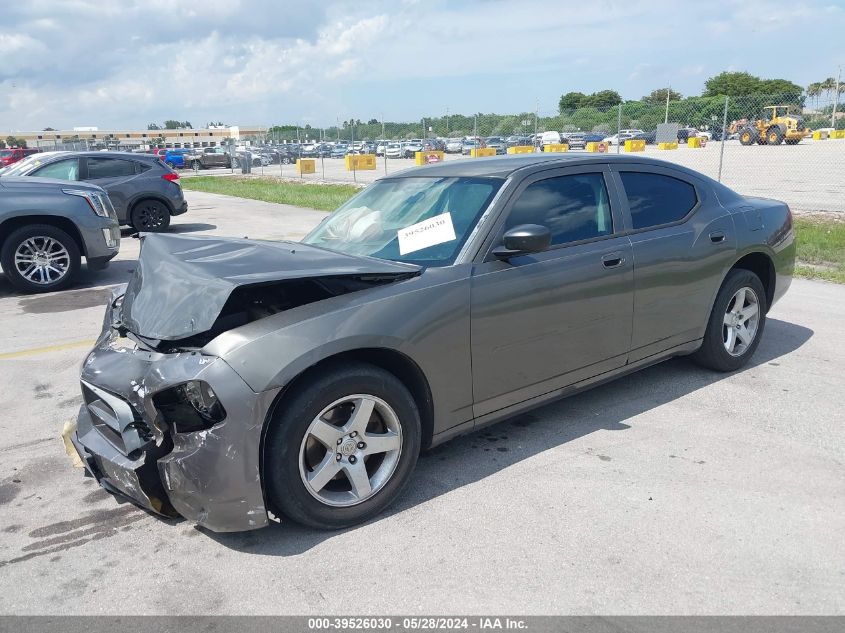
[170,92,845,213]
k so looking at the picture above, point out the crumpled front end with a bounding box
[70,290,281,532]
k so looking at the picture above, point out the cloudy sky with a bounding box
[1,0,842,132]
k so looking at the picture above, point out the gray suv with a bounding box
[0,151,187,232]
[0,177,120,292]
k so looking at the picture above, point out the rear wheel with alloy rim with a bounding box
[130,199,171,232]
[0,224,80,293]
[693,268,767,371]
[265,362,421,529]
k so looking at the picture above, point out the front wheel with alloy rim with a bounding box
[0,224,81,293]
[264,362,421,529]
[692,268,767,372]
[130,199,171,232]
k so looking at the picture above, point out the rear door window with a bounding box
[619,172,697,230]
[85,157,137,179]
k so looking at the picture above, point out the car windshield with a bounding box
[302,176,501,266]
[0,153,53,176]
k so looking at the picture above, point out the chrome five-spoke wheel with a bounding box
[299,394,402,507]
[14,235,71,286]
[723,286,760,357]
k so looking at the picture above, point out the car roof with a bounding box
[0,175,102,191]
[389,153,708,180]
[29,150,161,162]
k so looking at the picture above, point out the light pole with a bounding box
[832,65,842,129]
[664,82,671,124]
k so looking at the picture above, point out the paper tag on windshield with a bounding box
[398,212,457,255]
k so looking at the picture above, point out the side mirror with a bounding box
[493,224,551,260]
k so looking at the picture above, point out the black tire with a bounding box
[0,224,81,293]
[130,199,171,232]
[785,138,799,145]
[191,160,201,169]
[766,126,784,145]
[739,128,757,146]
[282,156,291,165]
[692,269,767,372]
[264,362,421,530]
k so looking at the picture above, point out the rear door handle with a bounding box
[602,252,625,268]
[709,231,726,243]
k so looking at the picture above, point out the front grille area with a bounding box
[81,381,153,455]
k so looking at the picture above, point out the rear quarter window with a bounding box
[86,157,137,178]
[619,172,697,230]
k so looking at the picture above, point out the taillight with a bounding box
[162,172,179,182]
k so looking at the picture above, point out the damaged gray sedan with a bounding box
[68,154,794,532]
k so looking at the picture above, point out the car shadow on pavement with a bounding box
[0,259,138,299]
[167,222,217,234]
[201,317,813,556]
[121,222,217,236]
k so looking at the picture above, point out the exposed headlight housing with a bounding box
[63,188,116,219]
[153,381,226,433]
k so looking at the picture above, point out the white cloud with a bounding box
[0,0,841,130]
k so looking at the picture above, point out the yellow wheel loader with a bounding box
[735,105,810,146]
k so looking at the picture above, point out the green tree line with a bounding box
[260,70,836,142]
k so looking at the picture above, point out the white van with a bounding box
[540,131,562,145]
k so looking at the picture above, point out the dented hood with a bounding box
[120,233,421,340]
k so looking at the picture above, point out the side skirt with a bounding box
[429,338,702,448]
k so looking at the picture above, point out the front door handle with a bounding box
[709,231,726,243]
[602,252,625,268]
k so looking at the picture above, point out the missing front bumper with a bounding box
[69,339,281,532]
[70,405,177,517]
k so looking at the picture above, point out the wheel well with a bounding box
[0,215,87,257]
[263,348,435,450]
[130,195,174,216]
[731,252,775,310]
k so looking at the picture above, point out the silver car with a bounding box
[445,138,463,153]
[385,142,404,159]
[0,177,120,292]
[0,151,188,231]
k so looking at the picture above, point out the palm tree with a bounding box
[820,77,837,106]
[806,82,821,110]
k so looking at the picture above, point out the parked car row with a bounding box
[0,150,189,292]
[0,147,42,168]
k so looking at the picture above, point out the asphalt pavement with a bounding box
[0,191,842,614]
